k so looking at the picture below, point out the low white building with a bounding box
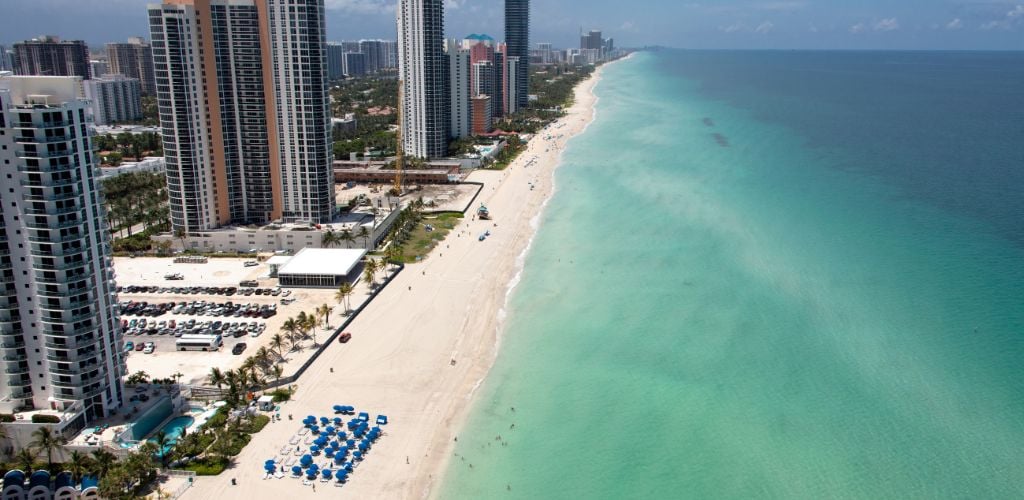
[99,156,165,180]
[277,248,367,288]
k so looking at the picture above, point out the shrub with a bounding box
[0,414,14,423]
[269,389,291,402]
[184,457,228,476]
[205,407,228,429]
[31,414,60,424]
[246,415,270,433]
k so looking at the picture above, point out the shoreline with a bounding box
[181,60,617,500]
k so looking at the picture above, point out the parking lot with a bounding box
[117,257,354,385]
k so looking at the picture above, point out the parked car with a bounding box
[124,341,134,352]
[232,343,247,355]
[244,261,259,267]
[338,332,352,343]
[135,343,146,351]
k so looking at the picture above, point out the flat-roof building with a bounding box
[277,248,367,288]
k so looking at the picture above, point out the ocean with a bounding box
[440,50,1024,499]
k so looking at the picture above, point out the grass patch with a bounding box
[184,457,229,476]
[397,213,462,263]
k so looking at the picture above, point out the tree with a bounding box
[316,303,334,331]
[321,230,340,248]
[208,367,225,389]
[340,229,356,249]
[171,372,184,385]
[335,282,355,314]
[174,227,188,251]
[65,450,93,483]
[152,431,171,467]
[30,426,67,469]
[362,259,378,289]
[271,364,284,385]
[282,318,300,351]
[377,257,389,280]
[126,371,150,385]
[14,447,36,472]
[91,449,117,477]
[358,226,371,249]
[270,333,286,361]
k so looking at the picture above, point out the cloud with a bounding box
[324,0,394,15]
[720,22,745,33]
[946,18,963,30]
[979,3,1024,30]
[755,21,775,34]
[873,17,899,31]
[849,22,866,34]
[445,0,466,9]
[619,20,637,31]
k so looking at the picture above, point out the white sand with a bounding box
[182,66,607,499]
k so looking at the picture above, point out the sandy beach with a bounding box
[182,63,608,500]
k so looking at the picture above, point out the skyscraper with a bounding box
[106,37,156,95]
[398,0,450,159]
[446,39,471,140]
[149,0,334,232]
[326,43,346,80]
[13,36,91,79]
[0,75,125,422]
[0,46,10,72]
[505,0,529,111]
[83,74,143,125]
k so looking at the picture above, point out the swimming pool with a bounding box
[130,397,173,441]
[150,416,194,453]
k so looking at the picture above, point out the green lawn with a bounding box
[398,213,463,263]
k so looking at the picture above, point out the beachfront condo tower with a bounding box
[12,36,91,80]
[106,37,157,96]
[505,0,529,111]
[398,0,450,159]
[0,75,126,423]
[148,0,335,233]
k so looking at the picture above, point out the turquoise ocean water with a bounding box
[440,51,1024,499]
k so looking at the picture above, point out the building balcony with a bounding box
[23,189,81,203]
[11,119,70,129]
[27,232,84,244]
[15,149,74,159]
[4,363,30,375]
[15,134,72,144]
[17,162,76,174]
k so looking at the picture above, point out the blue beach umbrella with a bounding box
[310,463,319,471]
[306,469,317,480]
[300,454,313,466]
[358,412,369,421]
[334,455,345,465]
[346,439,355,447]
[335,469,347,481]
[322,469,332,479]
[333,417,342,426]
[325,426,335,435]
[291,465,302,476]
[320,416,330,425]
[353,451,362,461]
[325,449,335,459]
[343,462,353,472]
[338,431,347,441]
[333,405,343,413]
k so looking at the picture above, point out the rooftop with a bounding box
[277,248,367,277]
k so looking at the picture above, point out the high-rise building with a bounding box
[464,35,503,118]
[149,0,334,233]
[398,0,450,159]
[89,60,109,79]
[581,30,603,51]
[106,37,156,96]
[0,46,10,71]
[505,56,520,115]
[446,39,470,140]
[0,75,125,422]
[505,0,529,111]
[536,42,552,64]
[358,40,384,73]
[13,36,91,79]
[326,43,346,80]
[471,95,492,135]
[344,52,367,77]
[83,74,142,125]
[380,40,399,69]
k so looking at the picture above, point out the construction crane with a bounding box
[394,80,404,195]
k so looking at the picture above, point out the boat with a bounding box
[338,332,352,343]
[477,204,491,220]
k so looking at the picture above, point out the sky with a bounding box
[1,0,1022,51]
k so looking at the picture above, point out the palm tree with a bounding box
[208,367,225,389]
[90,449,117,477]
[296,311,311,341]
[385,245,402,271]
[321,230,340,248]
[377,257,389,279]
[340,229,356,249]
[14,447,35,473]
[65,450,92,483]
[270,333,286,361]
[30,427,67,469]
[316,303,334,330]
[171,372,184,385]
[335,282,355,314]
[152,431,171,467]
[271,365,284,385]
[363,259,378,289]
[358,226,371,249]
[281,318,300,351]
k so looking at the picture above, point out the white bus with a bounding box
[176,334,223,352]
